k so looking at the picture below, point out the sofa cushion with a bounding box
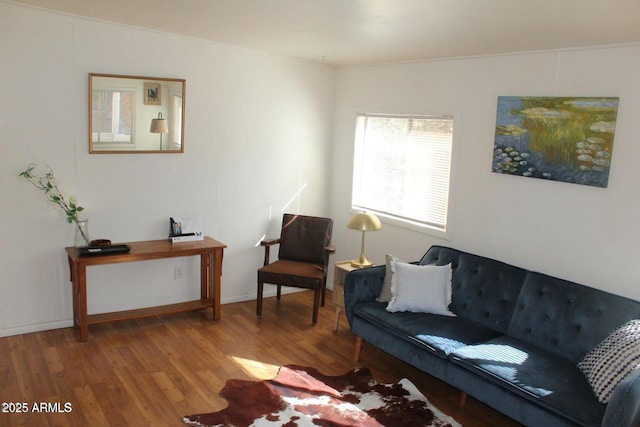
[418,246,527,335]
[450,336,606,426]
[386,261,455,316]
[508,271,640,363]
[353,301,501,358]
[376,254,401,303]
[578,319,640,403]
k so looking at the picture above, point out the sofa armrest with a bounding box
[343,265,386,327]
[602,370,640,427]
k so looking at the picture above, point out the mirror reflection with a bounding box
[89,73,185,153]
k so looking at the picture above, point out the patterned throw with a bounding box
[184,365,461,427]
[578,319,640,403]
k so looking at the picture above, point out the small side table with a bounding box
[332,260,360,331]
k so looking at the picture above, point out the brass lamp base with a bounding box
[351,230,373,268]
[351,258,373,268]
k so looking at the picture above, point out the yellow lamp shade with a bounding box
[347,212,382,231]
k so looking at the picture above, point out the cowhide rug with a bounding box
[183,365,461,427]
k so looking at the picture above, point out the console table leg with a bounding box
[200,253,208,300]
[212,250,221,320]
[201,250,220,320]
[77,264,89,342]
[68,256,79,330]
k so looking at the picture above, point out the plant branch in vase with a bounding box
[19,163,90,246]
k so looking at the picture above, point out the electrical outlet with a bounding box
[174,266,183,279]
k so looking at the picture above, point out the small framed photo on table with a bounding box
[144,82,161,105]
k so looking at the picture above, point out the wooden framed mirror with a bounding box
[89,73,186,153]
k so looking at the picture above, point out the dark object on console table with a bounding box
[78,244,130,256]
[90,239,111,247]
[344,245,640,427]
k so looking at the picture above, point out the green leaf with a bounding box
[20,163,87,226]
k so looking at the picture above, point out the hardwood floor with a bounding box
[0,290,522,426]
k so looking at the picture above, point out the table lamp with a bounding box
[347,212,382,268]
[150,112,169,150]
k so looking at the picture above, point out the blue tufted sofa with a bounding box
[344,246,640,427]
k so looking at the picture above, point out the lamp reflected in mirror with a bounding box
[150,112,169,150]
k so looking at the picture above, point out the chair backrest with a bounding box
[278,214,333,264]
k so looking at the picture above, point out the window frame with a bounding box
[91,89,136,148]
[350,109,457,239]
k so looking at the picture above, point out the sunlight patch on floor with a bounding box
[228,355,280,379]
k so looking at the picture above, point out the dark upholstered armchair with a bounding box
[257,214,335,324]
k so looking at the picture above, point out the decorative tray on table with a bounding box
[78,244,131,256]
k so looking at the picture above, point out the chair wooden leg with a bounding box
[277,285,282,300]
[354,336,363,361]
[320,282,326,306]
[256,281,263,316]
[311,289,321,324]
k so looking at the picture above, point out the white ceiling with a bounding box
[10,0,640,65]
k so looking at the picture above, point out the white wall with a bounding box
[330,44,640,301]
[0,2,334,336]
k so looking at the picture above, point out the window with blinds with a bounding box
[91,90,135,144]
[352,113,454,233]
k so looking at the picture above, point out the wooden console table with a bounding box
[65,236,226,341]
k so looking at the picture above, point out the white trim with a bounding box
[0,288,308,337]
[0,319,73,338]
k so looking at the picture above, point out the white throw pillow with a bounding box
[386,261,456,317]
[578,319,640,403]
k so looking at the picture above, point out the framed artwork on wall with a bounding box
[144,82,161,105]
[492,96,619,188]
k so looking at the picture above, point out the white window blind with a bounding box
[352,113,453,232]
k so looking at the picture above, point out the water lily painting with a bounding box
[492,96,619,188]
